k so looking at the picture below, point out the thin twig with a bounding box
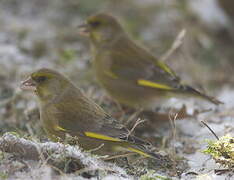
[169,112,178,143]
[126,118,146,138]
[87,143,104,153]
[168,110,178,174]
[201,121,219,140]
[160,29,186,62]
[125,109,143,126]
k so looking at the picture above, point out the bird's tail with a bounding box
[183,85,223,105]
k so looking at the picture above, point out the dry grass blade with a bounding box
[201,120,219,140]
[125,109,143,126]
[160,29,186,62]
[126,118,146,137]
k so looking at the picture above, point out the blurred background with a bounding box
[0,0,234,178]
[0,0,233,140]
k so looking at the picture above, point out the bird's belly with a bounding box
[96,72,167,109]
[40,110,65,140]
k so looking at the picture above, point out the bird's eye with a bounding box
[36,76,47,83]
[90,21,101,28]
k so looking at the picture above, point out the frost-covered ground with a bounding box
[0,0,233,179]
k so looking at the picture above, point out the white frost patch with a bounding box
[13,165,52,180]
[218,86,234,108]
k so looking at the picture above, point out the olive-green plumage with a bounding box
[20,68,158,158]
[79,13,222,108]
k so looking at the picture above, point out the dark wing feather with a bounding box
[108,38,180,88]
[100,115,151,146]
[49,87,149,145]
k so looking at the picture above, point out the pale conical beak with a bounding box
[78,23,90,36]
[20,76,37,91]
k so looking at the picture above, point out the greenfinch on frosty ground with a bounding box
[78,13,223,109]
[20,68,159,158]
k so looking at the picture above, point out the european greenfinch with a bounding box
[20,68,158,158]
[79,13,222,109]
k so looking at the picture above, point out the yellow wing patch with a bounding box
[127,147,151,158]
[54,125,66,132]
[137,79,174,90]
[84,132,122,142]
[156,61,176,76]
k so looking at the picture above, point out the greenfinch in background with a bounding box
[79,13,223,109]
[20,68,158,158]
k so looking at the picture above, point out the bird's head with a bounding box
[79,13,126,46]
[20,68,70,101]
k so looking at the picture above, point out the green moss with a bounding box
[203,135,234,168]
